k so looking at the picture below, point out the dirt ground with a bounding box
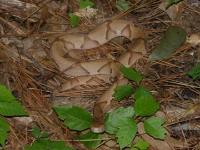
[0,0,200,149]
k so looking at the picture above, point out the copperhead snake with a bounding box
[50,19,146,133]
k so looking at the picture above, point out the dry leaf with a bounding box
[159,1,183,20]
[187,33,200,46]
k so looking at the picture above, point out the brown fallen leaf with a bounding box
[159,1,183,20]
[0,16,27,36]
[187,33,200,46]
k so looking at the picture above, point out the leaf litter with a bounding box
[0,0,200,149]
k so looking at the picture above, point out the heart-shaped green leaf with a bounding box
[69,14,80,28]
[134,87,159,116]
[54,106,92,131]
[113,85,134,101]
[0,84,27,116]
[144,117,167,139]
[116,118,137,149]
[105,107,135,134]
[120,66,143,84]
[0,117,9,146]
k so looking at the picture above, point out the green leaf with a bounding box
[187,63,200,80]
[25,139,74,150]
[149,26,186,61]
[113,85,134,101]
[166,0,183,8]
[76,131,101,149]
[144,117,167,140]
[31,127,49,139]
[116,0,131,11]
[131,138,149,150]
[31,127,41,139]
[105,107,137,149]
[69,13,80,28]
[0,101,27,116]
[0,84,16,102]
[134,87,159,116]
[54,105,92,131]
[79,0,94,9]
[120,66,143,84]
[116,118,137,149]
[0,117,9,146]
[0,84,27,116]
[105,107,134,134]
[131,148,138,150]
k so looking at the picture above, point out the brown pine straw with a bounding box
[0,50,87,149]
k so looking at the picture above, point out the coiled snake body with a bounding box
[50,19,146,133]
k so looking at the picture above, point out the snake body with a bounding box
[50,19,146,133]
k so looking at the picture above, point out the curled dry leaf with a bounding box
[0,16,26,36]
[159,0,183,20]
[0,0,39,22]
[0,42,31,62]
[186,33,200,46]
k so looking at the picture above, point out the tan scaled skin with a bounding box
[91,40,146,133]
[50,19,146,133]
